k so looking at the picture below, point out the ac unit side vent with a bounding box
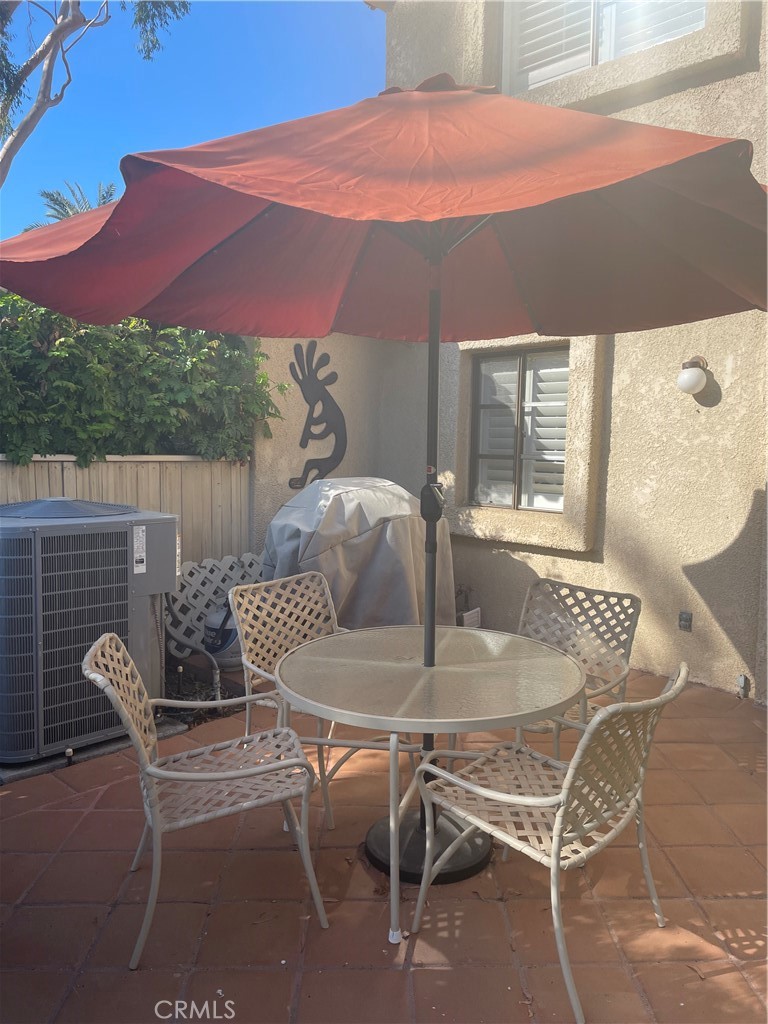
[40,531,126,750]
[0,536,36,755]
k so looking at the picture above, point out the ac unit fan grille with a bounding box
[40,531,127,749]
[0,536,36,755]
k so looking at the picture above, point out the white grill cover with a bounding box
[260,478,456,629]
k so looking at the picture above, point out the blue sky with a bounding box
[1,0,386,239]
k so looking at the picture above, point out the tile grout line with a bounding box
[39,786,122,1024]
[290,797,332,1024]
[3,787,104,920]
[172,811,250,1010]
[493,848,542,1024]
[587,845,662,1024]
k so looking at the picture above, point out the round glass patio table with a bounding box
[275,625,585,941]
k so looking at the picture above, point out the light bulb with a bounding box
[677,357,707,395]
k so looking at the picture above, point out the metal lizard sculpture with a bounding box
[288,339,348,489]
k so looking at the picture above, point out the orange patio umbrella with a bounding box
[1,73,765,666]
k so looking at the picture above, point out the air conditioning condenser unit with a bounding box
[0,498,178,763]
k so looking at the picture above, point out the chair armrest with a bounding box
[144,755,313,784]
[551,714,588,732]
[242,659,278,685]
[150,692,280,712]
[415,760,563,808]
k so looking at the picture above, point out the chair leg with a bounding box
[515,726,524,745]
[388,731,401,944]
[405,733,417,775]
[411,794,437,933]
[637,801,665,927]
[446,732,459,772]
[553,720,562,760]
[130,827,163,970]
[244,675,253,735]
[550,861,585,1024]
[315,718,335,831]
[130,823,149,871]
[284,798,328,929]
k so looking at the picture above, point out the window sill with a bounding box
[447,503,595,552]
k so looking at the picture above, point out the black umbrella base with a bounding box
[365,809,492,885]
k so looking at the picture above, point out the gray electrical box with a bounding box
[0,498,178,763]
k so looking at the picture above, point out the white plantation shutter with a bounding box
[514,1,593,89]
[472,350,569,511]
[519,353,569,511]
[474,358,519,505]
[600,1,706,60]
[512,1,707,90]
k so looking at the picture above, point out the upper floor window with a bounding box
[471,348,569,512]
[511,1,707,90]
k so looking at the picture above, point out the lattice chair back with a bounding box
[555,665,688,855]
[166,553,262,660]
[518,578,641,690]
[83,633,157,768]
[229,572,340,680]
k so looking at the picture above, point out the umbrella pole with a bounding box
[420,259,444,829]
[421,258,444,670]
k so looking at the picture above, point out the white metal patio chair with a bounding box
[411,663,688,1024]
[516,578,642,757]
[82,633,328,970]
[229,572,419,829]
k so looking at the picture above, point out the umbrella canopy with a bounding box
[1,73,765,669]
[1,73,765,337]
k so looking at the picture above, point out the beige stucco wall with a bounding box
[250,333,429,553]
[375,0,767,694]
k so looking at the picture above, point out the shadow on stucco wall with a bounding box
[683,486,767,694]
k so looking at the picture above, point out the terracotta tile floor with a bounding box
[0,672,765,1024]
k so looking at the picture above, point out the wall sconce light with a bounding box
[677,355,708,395]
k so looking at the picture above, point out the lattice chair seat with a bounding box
[147,731,315,832]
[165,552,263,700]
[229,573,420,829]
[412,665,688,1024]
[82,633,327,970]
[516,578,641,757]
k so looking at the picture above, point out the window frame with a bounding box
[469,344,570,514]
[441,334,605,554]
[499,2,750,113]
[506,1,708,93]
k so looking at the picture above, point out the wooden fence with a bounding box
[0,455,251,564]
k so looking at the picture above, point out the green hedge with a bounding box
[0,292,288,466]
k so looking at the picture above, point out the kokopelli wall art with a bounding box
[288,340,348,490]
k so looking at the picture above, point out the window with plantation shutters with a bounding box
[511,1,707,90]
[471,348,569,512]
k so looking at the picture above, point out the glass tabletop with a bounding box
[275,625,585,733]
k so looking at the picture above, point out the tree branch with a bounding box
[0,1,85,126]
[62,1,110,57]
[0,2,87,188]
[0,1,103,188]
[27,3,57,24]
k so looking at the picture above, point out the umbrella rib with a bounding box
[445,214,495,255]
[330,222,381,332]
[141,199,281,313]
[489,217,546,336]
[587,186,766,309]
